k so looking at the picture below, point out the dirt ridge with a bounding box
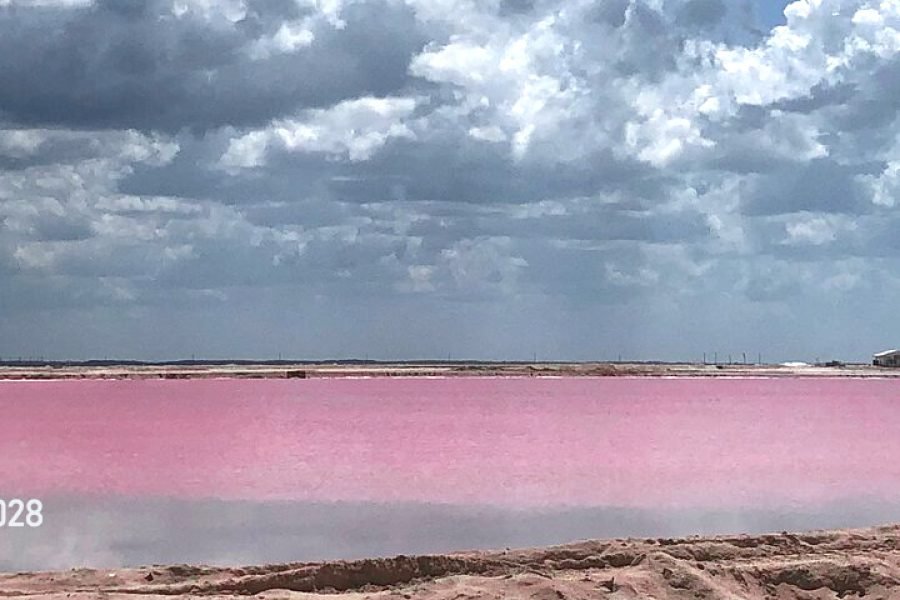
[2,525,900,598]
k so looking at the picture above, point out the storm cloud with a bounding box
[2,0,900,362]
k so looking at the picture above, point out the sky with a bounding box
[1,0,899,363]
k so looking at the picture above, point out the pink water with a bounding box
[1,377,899,509]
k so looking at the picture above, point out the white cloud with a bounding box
[410,12,589,161]
[411,39,498,86]
[863,161,900,207]
[785,216,838,245]
[467,125,507,143]
[117,132,180,166]
[248,21,315,60]
[440,237,528,294]
[0,129,45,158]
[625,109,715,167]
[219,130,271,170]
[403,264,436,292]
[221,96,417,169]
[170,0,248,22]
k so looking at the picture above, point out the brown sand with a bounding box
[2,525,899,599]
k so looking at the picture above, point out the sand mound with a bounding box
[2,525,899,599]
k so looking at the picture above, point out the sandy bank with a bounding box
[2,362,900,380]
[2,525,899,599]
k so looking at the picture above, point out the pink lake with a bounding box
[1,377,899,510]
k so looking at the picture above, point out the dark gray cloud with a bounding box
[740,159,878,216]
[0,0,425,132]
[676,0,727,28]
[773,82,860,114]
[588,0,630,28]
[499,0,535,16]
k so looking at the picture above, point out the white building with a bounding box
[873,349,900,367]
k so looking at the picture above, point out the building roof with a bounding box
[873,349,900,357]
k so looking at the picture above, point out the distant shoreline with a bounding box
[2,361,899,380]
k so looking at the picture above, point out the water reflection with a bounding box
[3,496,900,571]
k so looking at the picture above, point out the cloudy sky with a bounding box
[1,0,899,362]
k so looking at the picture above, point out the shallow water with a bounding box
[1,377,899,569]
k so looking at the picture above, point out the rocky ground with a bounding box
[2,525,899,599]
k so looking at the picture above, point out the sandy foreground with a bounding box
[2,526,900,599]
